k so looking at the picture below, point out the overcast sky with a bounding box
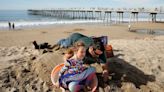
[0,0,164,10]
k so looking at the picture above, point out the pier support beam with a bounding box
[81,11,85,19]
[95,11,102,20]
[87,11,94,20]
[104,11,112,25]
[130,12,139,23]
[116,11,124,23]
[149,13,157,23]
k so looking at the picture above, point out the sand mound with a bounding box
[32,51,63,83]
[0,46,43,92]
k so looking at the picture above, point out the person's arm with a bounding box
[83,56,97,64]
[59,66,68,77]
[59,61,70,76]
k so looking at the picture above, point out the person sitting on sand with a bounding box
[58,43,98,92]
[74,38,109,83]
[54,48,74,88]
[83,41,110,83]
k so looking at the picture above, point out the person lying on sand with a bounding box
[57,43,98,92]
[51,33,94,50]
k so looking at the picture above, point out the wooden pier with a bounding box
[28,8,164,23]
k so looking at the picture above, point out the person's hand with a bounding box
[95,50,103,56]
[89,46,93,53]
[83,64,90,68]
[54,81,60,88]
[89,46,97,57]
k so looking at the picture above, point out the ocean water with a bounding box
[0,10,164,29]
[0,10,103,29]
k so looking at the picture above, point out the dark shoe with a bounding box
[33,41,39,49]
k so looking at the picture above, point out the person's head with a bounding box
[92,44,103,55]
[74,41,86,60]
[64,48,74,60]
[88,44,103,57]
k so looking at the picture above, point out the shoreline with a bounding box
[0,20,103,30]
[1,20,164,31]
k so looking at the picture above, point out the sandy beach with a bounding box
[0,22,164,92]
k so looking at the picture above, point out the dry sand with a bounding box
[0,22,164,92]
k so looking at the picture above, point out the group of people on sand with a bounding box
[33,33,110,92]
[53,33,109,92]
[8,22,15,30]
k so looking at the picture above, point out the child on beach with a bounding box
[63,49,74,63]
[54,48,74,88]
[58,42,98,92]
